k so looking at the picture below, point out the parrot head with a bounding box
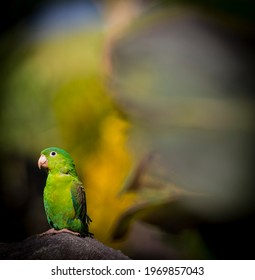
[38,147,76,174]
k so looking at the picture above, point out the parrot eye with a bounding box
[50,151,57,157]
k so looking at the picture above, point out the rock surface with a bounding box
[0,232,130,260]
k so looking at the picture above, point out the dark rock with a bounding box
[0,232,130,260]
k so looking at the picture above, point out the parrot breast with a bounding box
[43,173,81,232]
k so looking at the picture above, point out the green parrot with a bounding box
[38,147,92,237]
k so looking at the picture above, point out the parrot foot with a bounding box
[39,228,81,237]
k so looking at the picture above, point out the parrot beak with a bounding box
[38,154,48,169]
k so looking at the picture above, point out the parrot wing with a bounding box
[71,181,92,225]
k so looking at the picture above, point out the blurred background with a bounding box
[0,0,255,259]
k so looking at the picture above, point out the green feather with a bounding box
[39,147,92,237]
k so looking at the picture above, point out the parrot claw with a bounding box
[39,228,81,237]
